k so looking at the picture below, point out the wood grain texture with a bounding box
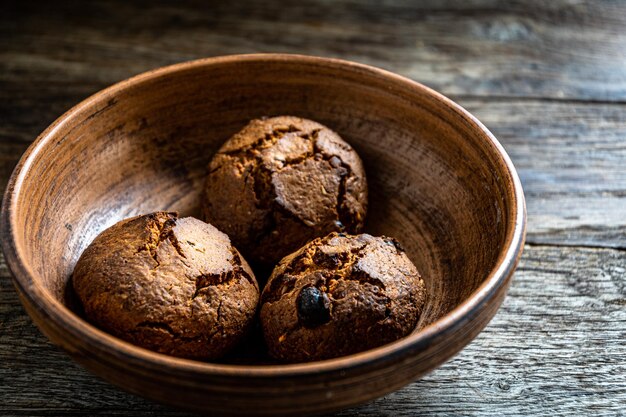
[2,0,626,102]
[459,99,626,249]
[1,0,625,415]
[2,245,625,416]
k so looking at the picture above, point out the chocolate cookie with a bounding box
[72,212,259,360]
[202,116,368,266]
[260,232,426,362]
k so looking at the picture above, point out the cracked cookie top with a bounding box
[260,232,426,362]
[201,116,368,267]
[72,212,259,360]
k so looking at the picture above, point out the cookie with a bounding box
[72,212,259,359]
[202,116,368,266]
[260,232,426,362]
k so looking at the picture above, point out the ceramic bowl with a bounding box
[1,54,526,415]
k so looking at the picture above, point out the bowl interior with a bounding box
[9,57,511,363]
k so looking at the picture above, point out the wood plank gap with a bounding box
[451,94,626,106]
[524,241,626,252]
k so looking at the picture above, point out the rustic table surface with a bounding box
[1,1,625,415]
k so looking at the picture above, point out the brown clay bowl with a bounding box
[1,54,526,415]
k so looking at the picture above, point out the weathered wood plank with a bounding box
[458,99,626,249]
[1,245,624,416]
[2,0,626,102]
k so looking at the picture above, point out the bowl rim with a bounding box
[0,53,526,378]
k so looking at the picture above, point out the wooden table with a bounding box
[1,1,625,415]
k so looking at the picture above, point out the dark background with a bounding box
[1,1,625,415]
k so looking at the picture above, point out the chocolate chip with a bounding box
[296,286,331,327]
